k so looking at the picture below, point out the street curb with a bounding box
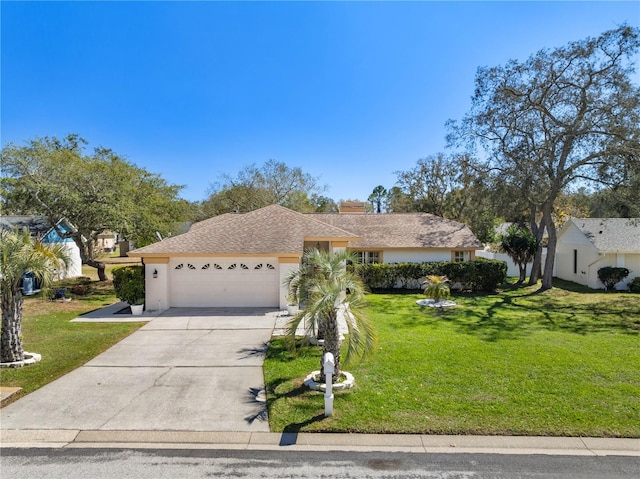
[1,430,638,456]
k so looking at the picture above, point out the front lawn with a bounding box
[264,281,640,437]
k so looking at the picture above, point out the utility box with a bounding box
[118,241,131,257]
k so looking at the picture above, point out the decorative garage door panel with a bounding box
[169,258,279,307]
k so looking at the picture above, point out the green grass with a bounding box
[0,276,143,405]
[264,280,640,437]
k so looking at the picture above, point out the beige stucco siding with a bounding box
[382,249,453,263]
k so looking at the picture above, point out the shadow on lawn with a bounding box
[396,286,640,341]
[282,414,326,433]
[265,377,327,433]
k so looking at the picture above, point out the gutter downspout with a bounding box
[587,254,605,289]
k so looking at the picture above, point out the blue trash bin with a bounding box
[22,273,35,295]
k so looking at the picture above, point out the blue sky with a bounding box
[2,1,639,204]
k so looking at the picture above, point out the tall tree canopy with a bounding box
[448,26,640,289]
[499,225,538,284]
[393,154,498,243]
[1,134,189,280]
[199,159,327,217]
[384,186,414,213]
[368,185,387,213]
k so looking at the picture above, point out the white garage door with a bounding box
[169,258,279,307]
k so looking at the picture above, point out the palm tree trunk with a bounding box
[1,289,24,363]
[519,264,527,283]
[321,311,341,381]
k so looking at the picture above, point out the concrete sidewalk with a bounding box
[1,429,638,456]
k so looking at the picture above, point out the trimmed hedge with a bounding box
[352,259,507,292]
[112,265,145,305]
[597,266,630,291]
[629,277,640,293]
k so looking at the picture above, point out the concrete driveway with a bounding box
[0,308,278,432]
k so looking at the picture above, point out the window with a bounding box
[454,251,471,262]
[573,249,578,275]
[355,251,380,264]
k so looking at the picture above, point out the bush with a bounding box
[472,258,509,292]
[423,275,451,302]
[597,266,630,291]
[112,265,145,305]
[353,259,507,293]
[628,277,640,293]
[351,263,396,289]
[71,284,90,296]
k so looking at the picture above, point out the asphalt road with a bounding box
[2,448,638,479]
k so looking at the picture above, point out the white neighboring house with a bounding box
[0,216,83,279]
[555,218,640,290]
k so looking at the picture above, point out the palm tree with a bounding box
[1,228,69,363]
[423,275,451,304]
[499,225,538,283]
[284,249,376,380]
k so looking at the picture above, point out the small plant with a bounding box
[628,277,640,293]
[112,265,145,305]
[71,284,90,296]
[423,275,451,303]
[597,266,630,291]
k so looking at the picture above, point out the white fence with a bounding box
[475,249,553,278]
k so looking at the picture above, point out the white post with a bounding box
[324,352,335,417]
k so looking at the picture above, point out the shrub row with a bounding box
[628,277,640,293]
[352,259,507,292]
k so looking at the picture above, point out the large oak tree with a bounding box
[1,134,189,280]
[393,154,499,243]
[449,26,640,289]
[199,159,328,217]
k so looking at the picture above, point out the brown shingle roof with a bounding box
[130,205,359,256]
[312,212,483,249]
[188,213,237,231]
[130,205,482,257]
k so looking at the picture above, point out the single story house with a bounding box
[555,217,640,290]
[96,231,117,253]
[128,204,482,310]
[0,216,83,279]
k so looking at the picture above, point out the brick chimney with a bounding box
[339,201,366,213]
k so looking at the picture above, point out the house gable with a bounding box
[567,218,640,253]
[42,219,77,244]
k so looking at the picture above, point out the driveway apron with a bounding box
[0,308,278,432]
